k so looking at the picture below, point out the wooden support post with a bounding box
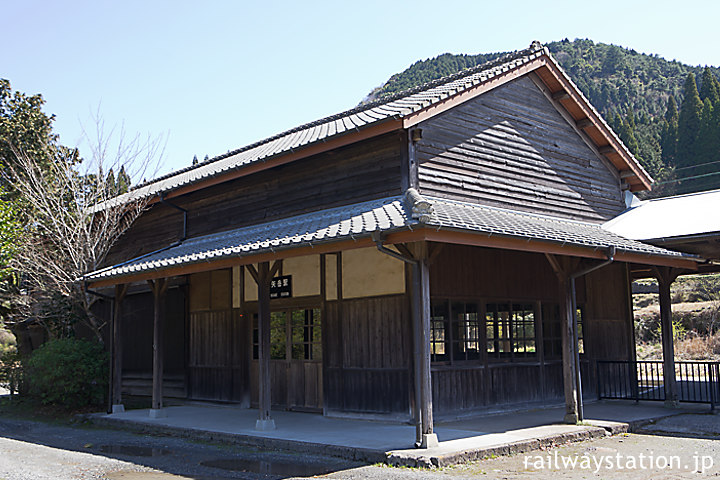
[559,272,579,423]
[148,278,168,418]
[111,283,128,413]
[412,242,437,448]
[545,254,579,424]
[570,277,583,421]
[655,266,679,407]
[254,261,276,430]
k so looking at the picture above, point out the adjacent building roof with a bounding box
[604,189,720,263]
[93,41,651,213]
[604,189,720,241]
[86,190,691,283]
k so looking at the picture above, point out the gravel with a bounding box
[0,408,719,479]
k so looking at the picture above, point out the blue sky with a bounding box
[3,0,719,178]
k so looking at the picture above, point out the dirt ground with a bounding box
[0,407,719,480]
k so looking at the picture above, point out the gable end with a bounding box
[415,74,626,223]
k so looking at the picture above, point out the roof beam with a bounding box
[575,118,593,130]
[551,90,570,101]
[535,61,652,190]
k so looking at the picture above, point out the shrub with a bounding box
[25,338,108,408]
[0,349,23,395]
[0,328,16,356]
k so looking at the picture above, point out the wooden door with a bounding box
[265,308,323,411]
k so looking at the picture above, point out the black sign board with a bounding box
[270,275,292,299]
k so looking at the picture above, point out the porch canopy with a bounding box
[86,189,694,287]
[85,189,698,439]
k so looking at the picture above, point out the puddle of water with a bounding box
[200,458,334,476]
[99,445,173,457]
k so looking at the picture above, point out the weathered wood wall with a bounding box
[416,75,625,223]
[186,269,251,404]
[120,287,186,397]
[188,309,249,404]
[105,132,404,266]
[323,294,412,415]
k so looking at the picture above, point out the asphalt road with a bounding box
[0,407,719,479]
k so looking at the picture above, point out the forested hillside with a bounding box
[364,39,720,197]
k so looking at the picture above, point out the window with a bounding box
[430,301,449,362]
[253,308,322,361]
[290,309,322,360]
[451,302,481,361]
[542,304,584,358]
[486,303,536,358]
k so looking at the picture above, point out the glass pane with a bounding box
[431,300,448,362]
[270,311,286,360]
[291,343,304,360]
[312,323,322,343]
[291,309,304,329]
[498,305,511,352]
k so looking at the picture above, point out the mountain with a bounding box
[364,39,720,197]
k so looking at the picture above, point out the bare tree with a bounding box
[6,121,163,343]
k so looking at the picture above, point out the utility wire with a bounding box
[672,159,720,172]
[653,169,720,186]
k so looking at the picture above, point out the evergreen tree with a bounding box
[691,98,720,191]
[660,96,679,166]
[116,166,131,194]
[676,73,703,169]
[105,168,116,196]
[699,67,720,104]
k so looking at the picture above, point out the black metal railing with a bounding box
[597,360,720,409]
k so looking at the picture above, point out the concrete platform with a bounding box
[87,400,705,468]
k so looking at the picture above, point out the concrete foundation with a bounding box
[419,433,439,449]
[149,408,166,419]
[111,404,125,414]
[255,418,276,431]
[87,400,704,468]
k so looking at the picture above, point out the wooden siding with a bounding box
[105,132,404,267]
[584,262,634,361]
[416,75,625,223]
[120,287,187,397]
[187,309,250,404]
[121,288,186,374]
[430,243,580,302]
[324,294,412,415]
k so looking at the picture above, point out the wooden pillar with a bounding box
[655,266,679,407]
[546,254,579,424]
[559,272,579,423]
[247,261,279,431]
[412,242,437,448]
[148,278,168,418]
[111,283,128,413]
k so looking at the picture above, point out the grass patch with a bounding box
[0,395,101,424]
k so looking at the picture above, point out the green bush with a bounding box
[26,338,108,407]
[0,349,23,395]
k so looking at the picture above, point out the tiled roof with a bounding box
[85,190,691,281]
[94,43,548,209]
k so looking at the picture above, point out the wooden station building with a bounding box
[85,42,700,447]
